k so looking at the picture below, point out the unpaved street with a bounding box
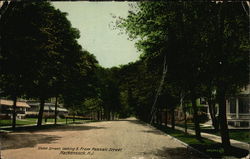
[1,118,201,159]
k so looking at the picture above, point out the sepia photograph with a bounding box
[0,1,249,159]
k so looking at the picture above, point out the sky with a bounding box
[52,2,140,68]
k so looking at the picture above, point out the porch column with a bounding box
[226,100,230,114]
[207,106,211,119]
[236,98,239,119]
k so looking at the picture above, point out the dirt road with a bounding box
[1,118,201,159]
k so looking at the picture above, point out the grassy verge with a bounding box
[176,123,212,129]
[0,119,96,133]
[203,129,250,144]
[154,124,249,158]
[0,118,37,126]
[176,122,250,143]
[0,118,88,127]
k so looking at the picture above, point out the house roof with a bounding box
[43,106,68,112]
[27,102,63,107]
[27,101,67,112]
[0,99,30,108]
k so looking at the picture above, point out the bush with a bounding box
[59,114,65,119]
[25,114,38,118]
[192,112,209,124]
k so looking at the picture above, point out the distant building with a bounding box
[198,84,250,128]
[26,101,68,118]
[163,84,250,128]
[227,84,250,127]
[0,99,30,119]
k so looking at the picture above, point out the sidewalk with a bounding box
[166,124,250,151]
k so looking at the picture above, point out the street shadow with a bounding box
[98,118,150,126]
[41,125,106,132]
[141,130,164,135]
[1,124,106,133]
[126,119,149,126]
[189,143,249,158]
[0,124,107,150]
[1,133,61,150]
[143,146,204,159]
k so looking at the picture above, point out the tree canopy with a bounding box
[0,1,98,127]
[118,1,249,151]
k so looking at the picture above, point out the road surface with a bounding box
[1,118,201,159]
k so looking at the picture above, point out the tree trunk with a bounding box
[54,96,58,125]
[208,98,219,131]
[106,110,110,121]
[165,110,168,127]
[103,109,107,120]
[100,108,103,120]
[218,91,231,153]
[112,112,115,120]
[97,111,100,120]
[73,113,75,123]
[110,111,113,120]
[37,98,45,126]
[171,109,175,130]
[157,110,161,125]
[206,85,219,131]
[191,96,201,139]
[217,2,231,153]
[12,96,17,130]
[184,105,187,134]
[103,110,106,120]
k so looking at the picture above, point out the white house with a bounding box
[226,84,250,127]
[0,99,30,119]
[26,101,68,118]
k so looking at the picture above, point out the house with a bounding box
[197,85,250,128]
[26,101,68,118]
[162,88,250,128]
[226,84,250,127]
[0,99,30,119]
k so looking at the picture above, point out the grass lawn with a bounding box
[203,129,250,144]
[154,124,249,158]
[176,122,250,143]
[176,122,212,129]
[0,118,97,133]
[0,118,87,127]
[0,118,37,126]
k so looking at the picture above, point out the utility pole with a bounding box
[150,56,168,124]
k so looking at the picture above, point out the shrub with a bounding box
[192,112,209,124]
[25,114,38,118]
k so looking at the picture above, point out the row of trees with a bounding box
[0,1,124,126]
[116,1,249,153]
[0,1,98,128]
[79,67,121,121]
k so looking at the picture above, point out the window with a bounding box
[229,98,236,113]
[239,97,250,113]
[200,98,207,105]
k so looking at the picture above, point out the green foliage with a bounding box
[82,97,103,113]
[95,67,121,120]
[192,112,209,124]
[118,1,249,148]
[155,124,249,158]
[0,1,99,126]
[119,1,249,98]
[117,60,162,121]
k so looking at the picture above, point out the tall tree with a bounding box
[119,1,249,147]
[62,50,98,120]
[0,1,38,129]
[118,2,204,138]
[0,1,98,127]
[215,2,248,152]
